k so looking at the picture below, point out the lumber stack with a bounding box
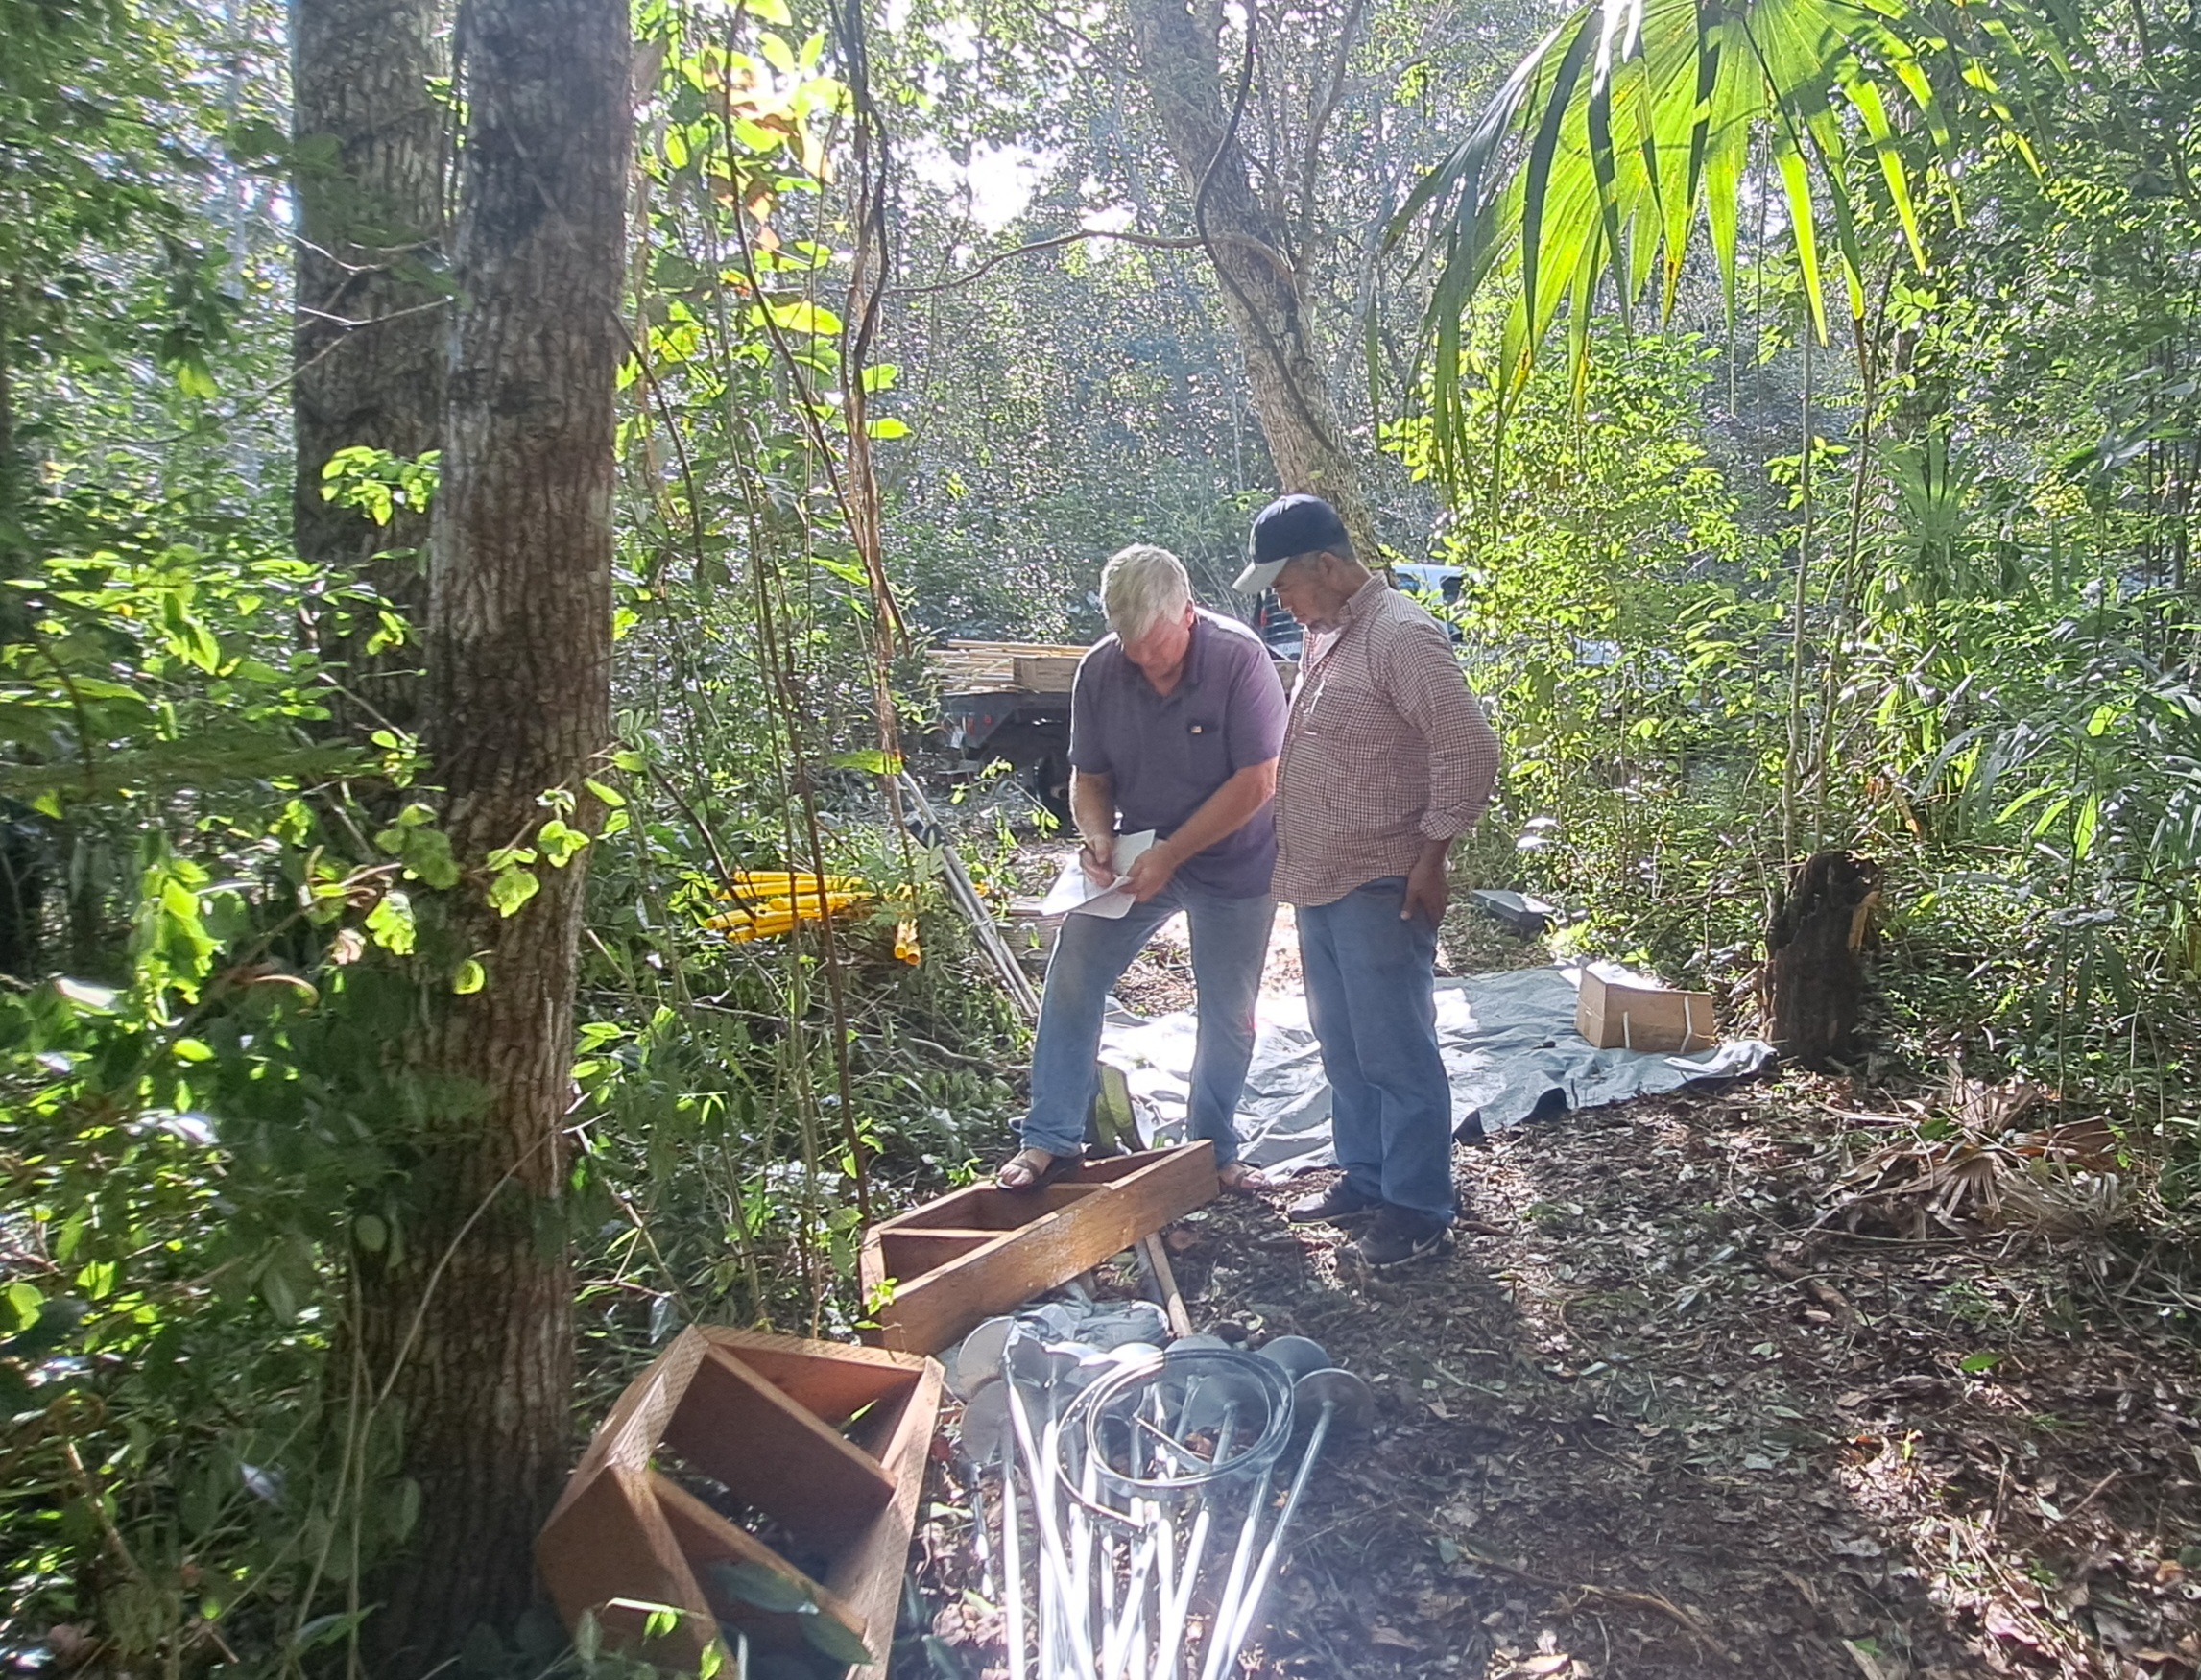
[1012,654,1082,691]
[930,639,1089,692]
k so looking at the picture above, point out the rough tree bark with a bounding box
[356,0,629,1664]
[1760,851,1882,1069]
[1119,0,1380,562]
[291,0,447,738]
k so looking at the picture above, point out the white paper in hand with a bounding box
[1038,830,1157,920]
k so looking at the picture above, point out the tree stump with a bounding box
[1761,851,1881,1068]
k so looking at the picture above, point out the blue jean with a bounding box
[1020,883,1276,1165]
[1297,876,1454,1222]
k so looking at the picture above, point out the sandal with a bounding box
[997,1145,1079,1193]
[1216,1161,1270,1196]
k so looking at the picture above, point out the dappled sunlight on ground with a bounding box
[911,1079,2201,1679]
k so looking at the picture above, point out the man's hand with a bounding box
[1070,770,1119,886]
[1079,838,1117,887]
[1122,842,1180,903]
[1403,841,1450,926]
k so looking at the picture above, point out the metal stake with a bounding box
[1002,1453,1026,1680]
[1008,1370,1094,1680]
[1149,1409,1237,1680]
[1211,1370,1374,1672]
[1100,1511,1160,1680]
[1194,1465,1272,1680]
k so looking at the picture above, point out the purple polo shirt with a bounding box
[1068,610,1287,899]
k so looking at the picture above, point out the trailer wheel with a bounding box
[1025,753,1071,824]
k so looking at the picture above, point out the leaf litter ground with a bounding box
[909,1077,2201,1679]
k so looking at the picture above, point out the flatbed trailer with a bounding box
[931,640,1088,816]
[929,636,1300,820]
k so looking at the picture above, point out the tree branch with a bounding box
[889,225,1284,297]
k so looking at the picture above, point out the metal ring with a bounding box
[1067,1348,1296,1497]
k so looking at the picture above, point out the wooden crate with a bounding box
[536,1325,944,1678]
[859,1144,1218,1354]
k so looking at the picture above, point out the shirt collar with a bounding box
[1336,574,1388,628]
[1184,610,1213,687]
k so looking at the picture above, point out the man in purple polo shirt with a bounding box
[998,543,1288,1195]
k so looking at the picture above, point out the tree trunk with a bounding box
[357,0,629,1665]
[1119,0,1380,563]
[0,277,20,573]
[0,804,43,979]
[0,283,46,979]
[291,0,447,739]
[1760,851,1881,1069]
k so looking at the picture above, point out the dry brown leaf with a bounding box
[1950,1076,2050,1134]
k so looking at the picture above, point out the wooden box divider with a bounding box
[651,1475,867,1648]
[859,1143,1218,1354]
[665,1343,896,1550]
[536,1325,944,1679]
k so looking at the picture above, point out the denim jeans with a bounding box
[1020,883,1277,1165]
[1297,876,1454,1222]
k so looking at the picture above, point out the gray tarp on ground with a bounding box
[1100,964,1776,1177]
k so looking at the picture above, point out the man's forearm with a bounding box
[1419,697,1501,839]
[1390,623,1501,840]
[1069,770,1116,852]
[1156,760,1278,867]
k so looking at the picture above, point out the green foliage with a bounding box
[1368,0,2201,1160]
[880,237,1276,634]
[320,445,441,531]
[1398,329,1747,809]
[0,0,240,406]
[9,0,2197,1669]
[0,661,439,1671]
[0,12,1022,1673]
[1,494,378,812]
[1405,95,2201,1128]
[1388,0,2082,474]
[500,6,1035,1389]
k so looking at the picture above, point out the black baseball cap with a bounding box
[1234,494,1350,591]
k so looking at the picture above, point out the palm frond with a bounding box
[1386,0,2083,481]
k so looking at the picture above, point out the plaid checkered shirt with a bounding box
[1272,575,1501,907]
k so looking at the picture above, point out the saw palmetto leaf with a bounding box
[1387,0,2080,482]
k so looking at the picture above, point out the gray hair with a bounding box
[1100,544,1192,640]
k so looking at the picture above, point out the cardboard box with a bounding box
[1575,964,1718,1053]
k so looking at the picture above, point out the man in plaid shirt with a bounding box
[1235,495,1501,1266]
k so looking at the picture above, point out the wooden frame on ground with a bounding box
[860,1143,1217,1354]
[536,1325,944,1678]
